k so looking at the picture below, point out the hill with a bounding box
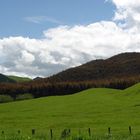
[47,52,140,82]
[0,74,15,83]
[0,52,140,99]
[0,83,140,135]
[8,75,32,83]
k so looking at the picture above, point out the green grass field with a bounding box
[0,83,140,138]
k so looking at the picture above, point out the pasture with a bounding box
[0,83,140,138]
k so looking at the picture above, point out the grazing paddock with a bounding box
[0,83,140,139]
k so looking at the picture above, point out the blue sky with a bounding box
[0,0,115,38]
[0,0,140,77]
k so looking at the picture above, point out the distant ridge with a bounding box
[33,77,43,81]
[0,74,15,83]
[8,75,32,83]
[46,52,140,82]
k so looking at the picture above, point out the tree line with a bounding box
[0,76,139,100]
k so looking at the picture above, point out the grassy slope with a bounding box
[0,84,140,135]
[8,75,32,82]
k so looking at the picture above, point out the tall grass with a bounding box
[1,134,140,140]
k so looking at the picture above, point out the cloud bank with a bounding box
[0,0,140,78]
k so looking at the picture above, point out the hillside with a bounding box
[8,75,32,83]
[0,83,140,135]
[47,52,140,82]
[0,52,140,99]
[0,74,15,83]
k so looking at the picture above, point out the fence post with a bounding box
[68,129,71,135]
[50,129,53,139]
[18,130,21,134]
[32,129,35,135]
[88,128,91,137]
[129,126,132,135]
[108,127,111,135]
[1,131,4,135]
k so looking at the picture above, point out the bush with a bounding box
[0,95,13,103]
[16,93,34,101]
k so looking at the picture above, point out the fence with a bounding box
[0,126,133,138]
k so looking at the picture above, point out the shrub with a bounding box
[16,93,34,101]
[0,95,13,103]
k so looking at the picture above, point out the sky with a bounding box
[0,0,115,38]
[0,0,140,78]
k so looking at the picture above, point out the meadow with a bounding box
[0,83,140,139]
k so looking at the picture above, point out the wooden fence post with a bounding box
[88,128,91,137]
[1,131,4,135]
[68,129,71,135]
[32,129,35,135]
[18,130,21,134]
[50,129,53,139]
[108,127,111,135]
[129,126,132,135]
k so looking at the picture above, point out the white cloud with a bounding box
[112,0,140,29]
[24,16,63,24]
[0,0,140,78]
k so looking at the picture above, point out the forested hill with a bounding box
[0,52,140,99]
[0,74,15,83]
[46,52,140,82]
